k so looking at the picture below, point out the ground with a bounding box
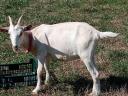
[0,0,128,96]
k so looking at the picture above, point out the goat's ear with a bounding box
[0,27,8,33]
[23,25,32,31]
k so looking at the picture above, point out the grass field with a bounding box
[0,0,128,96]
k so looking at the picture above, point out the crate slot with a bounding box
[9,64,19,70]
[0,59,37,88]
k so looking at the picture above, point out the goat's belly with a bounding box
[54,54,79,61]
[48,42,79,61]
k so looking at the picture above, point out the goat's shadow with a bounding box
[73,75,128,95]
[50,74,128,96]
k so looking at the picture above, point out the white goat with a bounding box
[0,16,119,96]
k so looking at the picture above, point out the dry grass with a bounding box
[0,0,128,96]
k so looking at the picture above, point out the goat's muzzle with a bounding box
[12,46,18,53]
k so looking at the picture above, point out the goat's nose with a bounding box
[12,45,18,52]
[14,46,18,49]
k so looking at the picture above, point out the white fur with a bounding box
[6,17,119,96]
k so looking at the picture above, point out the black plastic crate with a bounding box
[0,59,37,88]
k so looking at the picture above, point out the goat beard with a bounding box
[20,48,29,53]
[25,49,29,53]
[12,45,29,54]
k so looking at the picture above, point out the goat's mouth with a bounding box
[12,46,19,53]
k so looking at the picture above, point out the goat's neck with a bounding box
[20,31,37,55]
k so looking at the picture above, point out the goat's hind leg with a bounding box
[80,54,100,96]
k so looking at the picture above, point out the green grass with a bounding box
[0,0,128,96]
[108,50,128,77]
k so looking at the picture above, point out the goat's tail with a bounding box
[98,31,119,39]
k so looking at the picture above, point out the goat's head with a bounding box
[0,16,32,52]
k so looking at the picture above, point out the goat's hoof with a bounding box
[42,84,49,90]
[31,92,38,96]
[88,92,93,96]
[44,80,52,86]
[88,92,100,96]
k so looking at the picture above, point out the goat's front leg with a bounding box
[32,57,44,94]
[44,61,50,85]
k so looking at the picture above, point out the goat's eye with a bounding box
[19,32,22,37]
[8,31,11,34]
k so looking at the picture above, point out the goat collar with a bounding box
[25,31,33,53]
